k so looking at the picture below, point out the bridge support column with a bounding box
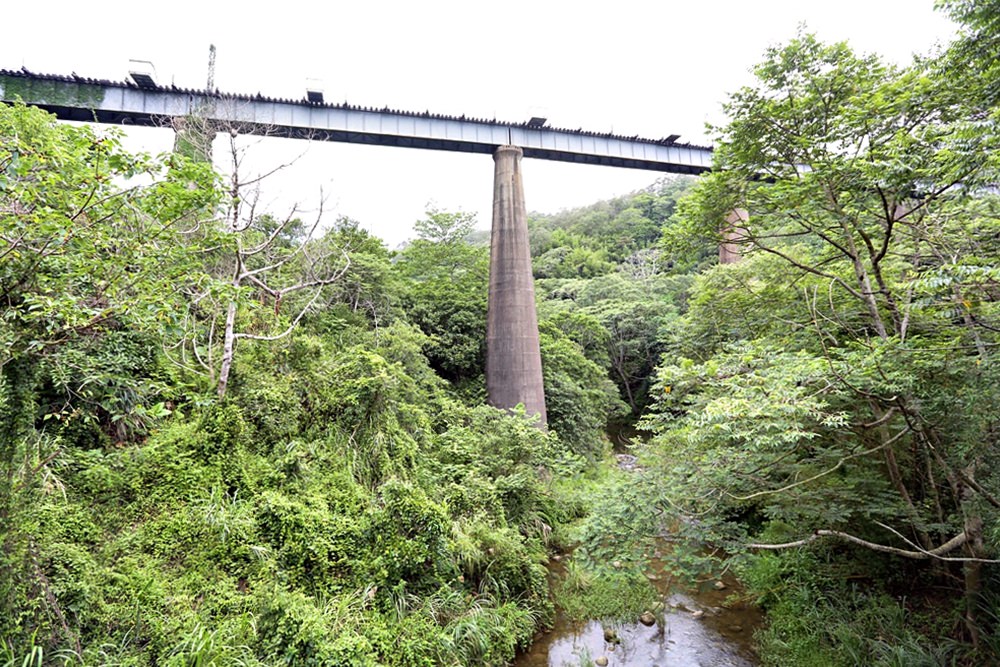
[486,145,547,428]
[719,208,748,264]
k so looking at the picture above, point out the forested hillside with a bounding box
[579,3,1000,665]
[0,102,626,665]
[529,177,697,421]
[3,2,1000,665]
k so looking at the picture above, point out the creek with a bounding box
[514,438,763,667]
[513,546,762,667]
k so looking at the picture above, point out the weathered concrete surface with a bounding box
[720,208,748,264]
[486,146,547,427]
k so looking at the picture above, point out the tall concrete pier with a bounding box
[486,146,547,427]
[720,208,748,264]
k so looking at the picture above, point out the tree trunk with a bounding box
[962,485,985,648]
[217,299,237,398]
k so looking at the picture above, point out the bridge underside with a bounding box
[0,69,712,175]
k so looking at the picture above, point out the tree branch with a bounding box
[726,428,909,502]
[751,242,866,301]
[234,288,323,342]
[748,527,998,562]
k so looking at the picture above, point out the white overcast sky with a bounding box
[5,1,956,246]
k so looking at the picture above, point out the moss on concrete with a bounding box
[0,75,106,108]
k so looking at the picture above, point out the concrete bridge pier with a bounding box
[720,208,748,264]
[486,145,548,428]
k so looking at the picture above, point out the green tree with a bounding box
[394,210,489,385]
[319,217,396,323]
[0,103,218,440]
[539,270,686,417]
[412,207,476,244]
[648,31,1000,651]
[937,0,1000,107]
[0,102,218,653]
[577,274,677,414]
[529,178,692,268]
[539,322,627,459]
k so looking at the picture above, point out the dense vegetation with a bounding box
[2,3,999,665]
[569,3,1000,665]
[0,101,638,665]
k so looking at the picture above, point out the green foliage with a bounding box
[538,273,683,419]
[0,349,568,663]
[530,181,694,422]
[257,486,365,592]
[534,245,614,279]
[364,478,451,591]
[413,208,477,244]
[539,323,627,459]
[394,215,489,383]
[1,103,602,666]
[529,177,692,268]
[936,0,1000,107]
[324,347,426,487]
[255,587,375,666]
[738,543,964,667]
[556,561,658,623]
[548,465,669,624]
[0,103,218,441]
[318,217,395,322]
[634,25,1000,665]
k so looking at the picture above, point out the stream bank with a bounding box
[513,546,761,667]
[516,435,762,667]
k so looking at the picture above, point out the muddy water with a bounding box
[513,558,761,667]
[515,447,762,666]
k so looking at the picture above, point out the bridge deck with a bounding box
[1,68,713,174]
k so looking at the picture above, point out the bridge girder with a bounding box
[0,69,712,174]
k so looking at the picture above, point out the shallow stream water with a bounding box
[514,445,762,667]
[513,557,762,667]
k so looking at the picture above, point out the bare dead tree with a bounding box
[161,104,348,398]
